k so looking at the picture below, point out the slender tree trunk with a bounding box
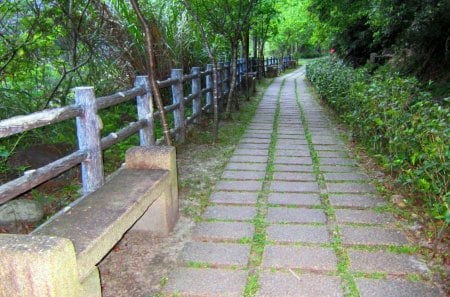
[180,0,220,142]
[225,43,238,116]
[130,0,172,145]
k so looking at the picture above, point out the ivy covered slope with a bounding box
[306,59,449,232]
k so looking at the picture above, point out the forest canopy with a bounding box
[1,0,448,120]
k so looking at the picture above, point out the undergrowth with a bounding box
[306,58,449,245]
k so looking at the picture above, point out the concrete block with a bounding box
[0,234,81,297]
[126,146,179,234]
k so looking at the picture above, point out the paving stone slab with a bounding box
[203,205,256,221]
[192,221,254,242]
[233,149,268,156]
[340,226,409,246]
[277,134,305,139]
[226,162,267,171]
[274,164,314,172]
[320,165,359,172]
[271,181,319,192]
[273,172,316,181]
[320,158,357,166]
[222,170,266,180]
[229,155,269,163]
[356,278,443,297]
[277,145,310,152]
[335,209,394,225]
[327,183,376,193]
[240,138,271,144]
[329,194,386,208]
[278,129,304,135]
[164,267,248,297]
[237,143,270,150]
[277,139,308,145]
[314,145,347,151]
[210,192,258,205]
[318,151,349,158]
[348,250,429,275]
[312,139,341,145]
[244,133,272,139]
[276,144,309,150]
[267,224,330,243]
[268,193,321,206]
[275,149,311,157]
[262,246,337,271]
[257,272,343,297]
[268,207,326,223]
[179,242,250,267]
[274,156,313,165]
[215,180,263,192]
[324,173,369,181]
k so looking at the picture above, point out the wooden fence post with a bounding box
[171,69,185,143]
[191,67,201,123]
[134,75,154,146]
[74,87,104,194]
[206,64,213,113]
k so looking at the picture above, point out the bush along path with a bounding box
[161,68,445,297]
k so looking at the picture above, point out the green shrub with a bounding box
[306,59,449,229]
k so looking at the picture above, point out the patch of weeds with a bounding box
[406,273,421,282]
[330,226,360,297]
[386,245,420,254]
[352,272,387,279]
[244,274,259,297]
[186,261,210,268]
[239,237,253,244]
[159,276,168,287]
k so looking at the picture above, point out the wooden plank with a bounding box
[96,86,144,110]
[0,150,87,204]
[0,106,82,138]
[153,103,180,119]
[101,120,146,150]
[134,76,154,146]
[182,72,199,82]
[157,78,176,88]
[75,87,104,195]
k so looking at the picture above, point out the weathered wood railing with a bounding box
[0,57,294,206]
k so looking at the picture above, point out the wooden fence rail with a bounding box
[0,57,294,205]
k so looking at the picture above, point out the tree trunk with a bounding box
[225,44,238,116]
[130,0,172,145]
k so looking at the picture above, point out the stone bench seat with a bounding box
[0,146,179,297]
[33,168,169,282]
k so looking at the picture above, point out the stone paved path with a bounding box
[163,68,444,297]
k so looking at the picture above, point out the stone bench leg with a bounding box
[0,234,81,297]
[125,146,179,236]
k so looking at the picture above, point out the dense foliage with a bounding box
[306,58,449,234]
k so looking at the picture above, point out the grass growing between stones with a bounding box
[295,78,360,297]
[244,79,283,297]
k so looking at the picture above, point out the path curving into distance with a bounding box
[162,67,444,297]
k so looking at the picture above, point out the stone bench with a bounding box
[0,146,179,297]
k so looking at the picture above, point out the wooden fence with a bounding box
[0,57,294,205]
